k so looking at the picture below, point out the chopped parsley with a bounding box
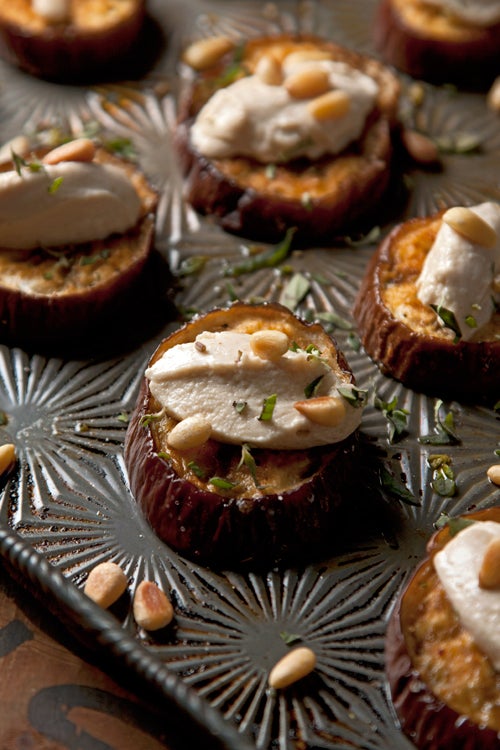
[259,394,277,421]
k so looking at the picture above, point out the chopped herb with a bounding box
[418,400,460,446]
[238,443,261,488]
[105,137,135,160]
[337,385,367,408]
[209,476,237,490]
[140,408,166,427]
[430,304,461,342]
[157,451,171,461]
[304,375,324,399]
[188,460,206,479]
[315,311,352,331]
[48,176,63,194]
[117,412,129,423]
[266,164,277,179]
[280,631,303,646]
[379,465,419,506]
[344,225,381,247]
[233,400,247,414]
[374,395,409,444]
[465,315,477,328]
[279,272,310,311]
[435,512,475,535]
[80,249,110,266]
[225,281,240,301]
[259,394,277,421]
[495,399,500,412]
[177,255,208,277]
[347,332,361,351]
[428,453,456,497]
[434,132,482,155]
[224,227,296,277]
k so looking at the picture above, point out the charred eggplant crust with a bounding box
[0,0,146,82]
[374,0,500,88]
[386,507,500,750]
[124,302,362,566]
[175,34,401,245]
[0,144,162,353]
[352,211,500,404]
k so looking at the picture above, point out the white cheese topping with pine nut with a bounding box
[420,0,500,26]
[416,201,500,341]
[0,161,141,249]
[190,56,379,164]
[32,0,70,23]
[434,521,500,671]
[146,330,363,450]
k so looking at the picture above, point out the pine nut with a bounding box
[294,396,346,426]
[133,580,174,631]
[250,329,289,360]
[255,54,282,86]
[0,443,16,475]
[487,464,500,486]
[268,646,317,689]
[84,561,128,609]
[42,138,96,165]
[401,129,440,166]
[307,89,350,121]
[182,36,234,71]
[487,76,500,113]
[284,49,332,68]
[442,206,497,248]
[479,537,500,589]
[284,67,330,99]
[167,415,212,451]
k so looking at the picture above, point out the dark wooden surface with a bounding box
[0,561,173,750]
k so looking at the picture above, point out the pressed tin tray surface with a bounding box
[1,0,500,748]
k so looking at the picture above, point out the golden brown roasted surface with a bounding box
[0,0,146,80]
[374,0,500,87]
[124,302,361,566]
[353,212,500,403]
[176,34,401,245]
[386,507,500,749]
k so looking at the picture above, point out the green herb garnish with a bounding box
[374,395,409,444]
[188,460,206,479]
[224,227,296,277]
[209,476,237,490]
[430,304,462,342]
[418,400,460,446]
[428,453,457,497]
[233,400,247,414]
[259,394,277,421]
[304,375,324,399]
[279,272,310,311]
[337,385,367,408]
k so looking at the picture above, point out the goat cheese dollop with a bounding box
[191,56,379,164]
[0,161,141,249]
[434,521,500,671]
[146,330,363,450]
[416,201,500,341]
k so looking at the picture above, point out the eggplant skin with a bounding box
[0,1,146,82]
[175,34,401,246]
[385,508,500,750]
[124,302,361,567]
[353,215,500,405]
[374,0,500,89]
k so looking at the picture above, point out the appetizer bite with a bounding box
[0,0,146,82]
[353,202,500,404]
[374,0,500,88]
[0,136,165,354]
[175,33,401,245]
[124,302,365,566]
[386,507,500,749]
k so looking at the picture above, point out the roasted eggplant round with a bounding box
[0,0,146,82]
[124,303,364,566]
[175,33,401,245]
[386,507,500,750]
[353,210,500,404]
[0,142,169,355]
[374,0,500,88]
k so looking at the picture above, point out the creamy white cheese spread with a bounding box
[190,57,379,164]
[146,330,363,450]
[0,161,141,249]
[434,521,500,671]
[32,0,70,23]
[420,0,500,26]
[416,201,500,341]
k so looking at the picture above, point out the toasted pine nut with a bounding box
[268,646,317,689]
[284,67,330,100]
[401,129,440,166]
[0,135,30,163]
[42,138,96,165]
[294,396,346,426]
[307,89,350,121]
[182,36,234,71]
[84,561,128,609]
[133,580,174,631]
[284,49,332,68]
[167,415,212,451]
[442,206,497,248]
[487,76,500,113]
[479,537,500,589]
[487,464,500,486]
[255,54,282,86]
[0,443,16,475]
[250,329,289,360]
